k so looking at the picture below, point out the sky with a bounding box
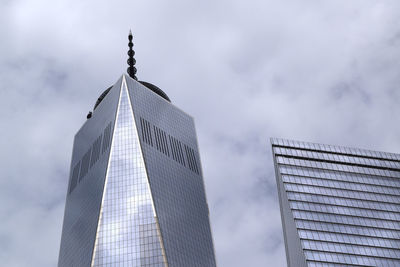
[1,0,400,266]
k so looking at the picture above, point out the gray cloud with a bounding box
[1,0,400,266]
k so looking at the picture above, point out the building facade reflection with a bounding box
[272,138,400,266]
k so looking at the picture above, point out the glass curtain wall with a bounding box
[272,138,400,266]
[92,79,167,267]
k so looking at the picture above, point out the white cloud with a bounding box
[1,0,400,266]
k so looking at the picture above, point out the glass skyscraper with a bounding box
[271,138,400,266]
[57,72,216,266]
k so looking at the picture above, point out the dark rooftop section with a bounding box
[139,81,171,102]
[94,86,112,110]
[93,79,171,111]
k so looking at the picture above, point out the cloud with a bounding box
[1,0,400,266]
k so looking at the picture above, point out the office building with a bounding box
[57,32,216,267]
[271,138,400,266]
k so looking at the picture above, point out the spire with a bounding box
[127,30,137,80]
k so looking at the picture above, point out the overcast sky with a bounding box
[1,1,400,266]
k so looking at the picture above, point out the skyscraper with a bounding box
[271,138,400,266]
[58,33,216,267]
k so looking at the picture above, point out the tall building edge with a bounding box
[193,123,218,267]
[58,77,123,267]
[271,138,308,267]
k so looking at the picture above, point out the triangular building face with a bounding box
[91,77,166,266]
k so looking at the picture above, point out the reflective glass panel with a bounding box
[272,138,400,266]
[92,79,166,267]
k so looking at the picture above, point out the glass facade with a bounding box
[126,77,217,267]
[58,78,122,267]
[58,75,216,267]
[92,79,166,266]
[271,138,400,267]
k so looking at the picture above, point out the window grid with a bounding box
[279,164,400,189]
[92,82,166,267]
[287,191,400,213]
[276,155,400,180]
[284,182,400,204]
[301,239,400,259]
[274,147,400,170]
[296,219,400,240]
[272,139,400,266]
[271,137,400,162]
[282,174,400,195]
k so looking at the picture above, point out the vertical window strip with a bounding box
[156,127,161,151]
[104,125,109,150]
[173,138,180,164]
[85,148,92,176]
[184,145,193,171]
[102,122,112,153]
[169,135,173,159]
[160,129,167,155]
[90,135,101,168]
[146,121,153,146]
[104,124,109,151]
[70,123,111,194]
[140,118,146,144]
[95,137,99,163]
[187,147,198,174]
[137,121,202,174]
[189,148,196,172]
[154,125,160,151]
[144,120,149,144]
[173,137,179,162]
[102,126,108,153]
[96,134,103,162]
[163,132,170,157]
[169,135,177,161]
[69,161,81,194]
[144,120,149,145]
[185,145,192,171]
[172,138,178,162]
[178,141,185,166]
[90,140,96,168]
[79,152,85,181]
[175,139,180,163]
[158,128,165,154]
[191,148,199,174]
[79,148,92,182]
[145,120,151,145]
[178,141,184,165]
[94,137,99,164]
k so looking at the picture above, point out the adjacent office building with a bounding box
[57,33,216,267]
[271,138,400,266]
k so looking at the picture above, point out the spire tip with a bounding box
[127,30,137,80]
